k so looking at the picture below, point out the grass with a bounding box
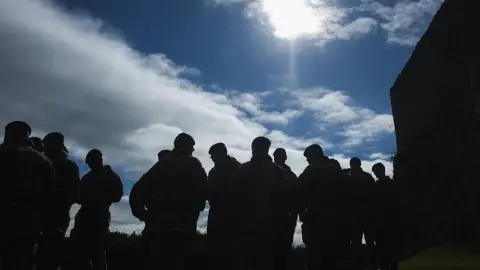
[400,246,480,270]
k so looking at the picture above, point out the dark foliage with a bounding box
[101,231,308,270]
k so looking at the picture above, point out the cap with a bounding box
[273,148,286,157]
[252,136,271,150]
[157,149,171,160]
[209,143,227,154]
[86,149,102,163]
[5,121,31,136]
[174,133,195,148]
[43,132,65,145]
[303,144,324,158]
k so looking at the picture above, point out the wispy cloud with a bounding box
[359,0,443,46]
[1,0,393,238]
[290,88,394,146]
[231,92,303,125]
[214,0,442,46]
[369,152,391,160]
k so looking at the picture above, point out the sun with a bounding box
[260,0,323,40]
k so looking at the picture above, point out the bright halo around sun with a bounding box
[260,0,324,40]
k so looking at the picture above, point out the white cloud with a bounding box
[1,0,392,240]
[360,0,443,46]
[290,88,394,146]
[231,92,303,125]
[342,114,394,146]
[369,152,390,160]
[213,0,441,46]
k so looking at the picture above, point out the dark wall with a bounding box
[390,0,478,249]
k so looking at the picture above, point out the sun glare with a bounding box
[261,0,323,40]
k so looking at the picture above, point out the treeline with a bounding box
[87,231,310,270]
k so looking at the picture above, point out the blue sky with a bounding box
[0,0,442,236]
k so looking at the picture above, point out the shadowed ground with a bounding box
[399,246,480,270]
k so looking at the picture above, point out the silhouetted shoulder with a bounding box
[17,145,52,166]
[229,156,241,167]
[185,155,203,167]
[236,161,251,171]
[362,171,375,184]
[63,157,79,170]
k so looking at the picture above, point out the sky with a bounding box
[0,0,442,244]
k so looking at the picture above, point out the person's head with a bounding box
[303,144,324,165]
[4,121,31,144]
[273,148,287,165]
[157,149,171,161]
[350,157,362,170]
[209,143,228,164]
[43,132,65,153]
[173,133,195,155]
[330,158,342,170]
[85,149,103,169]
[30,136,44,152]
[251,136,271,156]
[372,162,386,178]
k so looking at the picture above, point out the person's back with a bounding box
[0,143,54,233]
[206,143,240,270]
[143,151,207,233]
[130,150,171,222]
[299,145,347,270]
[42,133,80,229]
[299,162,340,222]
[0,121,55,270]
[272,148,299,270]
[234,155,288,231]
[79,165,123,208]
[71,149,123,270]
[208,156,240,213]
[231,137,288,270]
[207,154,240,233]
[140,133,207,270]
[373,163,402,270]
[37,132,80,270]
[349,157,377,269]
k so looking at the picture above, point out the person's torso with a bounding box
[79,166,117,211]
[148,153,206,213]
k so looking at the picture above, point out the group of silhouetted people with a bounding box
[0,121,123,270]
[0,120,402,270]
[129,133,403,270]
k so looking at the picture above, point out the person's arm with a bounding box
[192,158,208,212]
[297,167,311,222]
[129,176,147,221]
[107,166,123,203]
[65,161,80,207]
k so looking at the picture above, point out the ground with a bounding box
[400,246,480,270]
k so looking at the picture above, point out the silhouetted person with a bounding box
[71,149,123,270]
[130,150,171,222]
[349,157,376,270]
[299,144,348,270]
[36,133,80,270]
[157,149,171,161]
[0,121,55,270]
[272,148,298,270]
[231,137,288,270]
[373,163,402,270]
[206,143,240,270]
[30,136,44,153]
[141,133,207,270]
